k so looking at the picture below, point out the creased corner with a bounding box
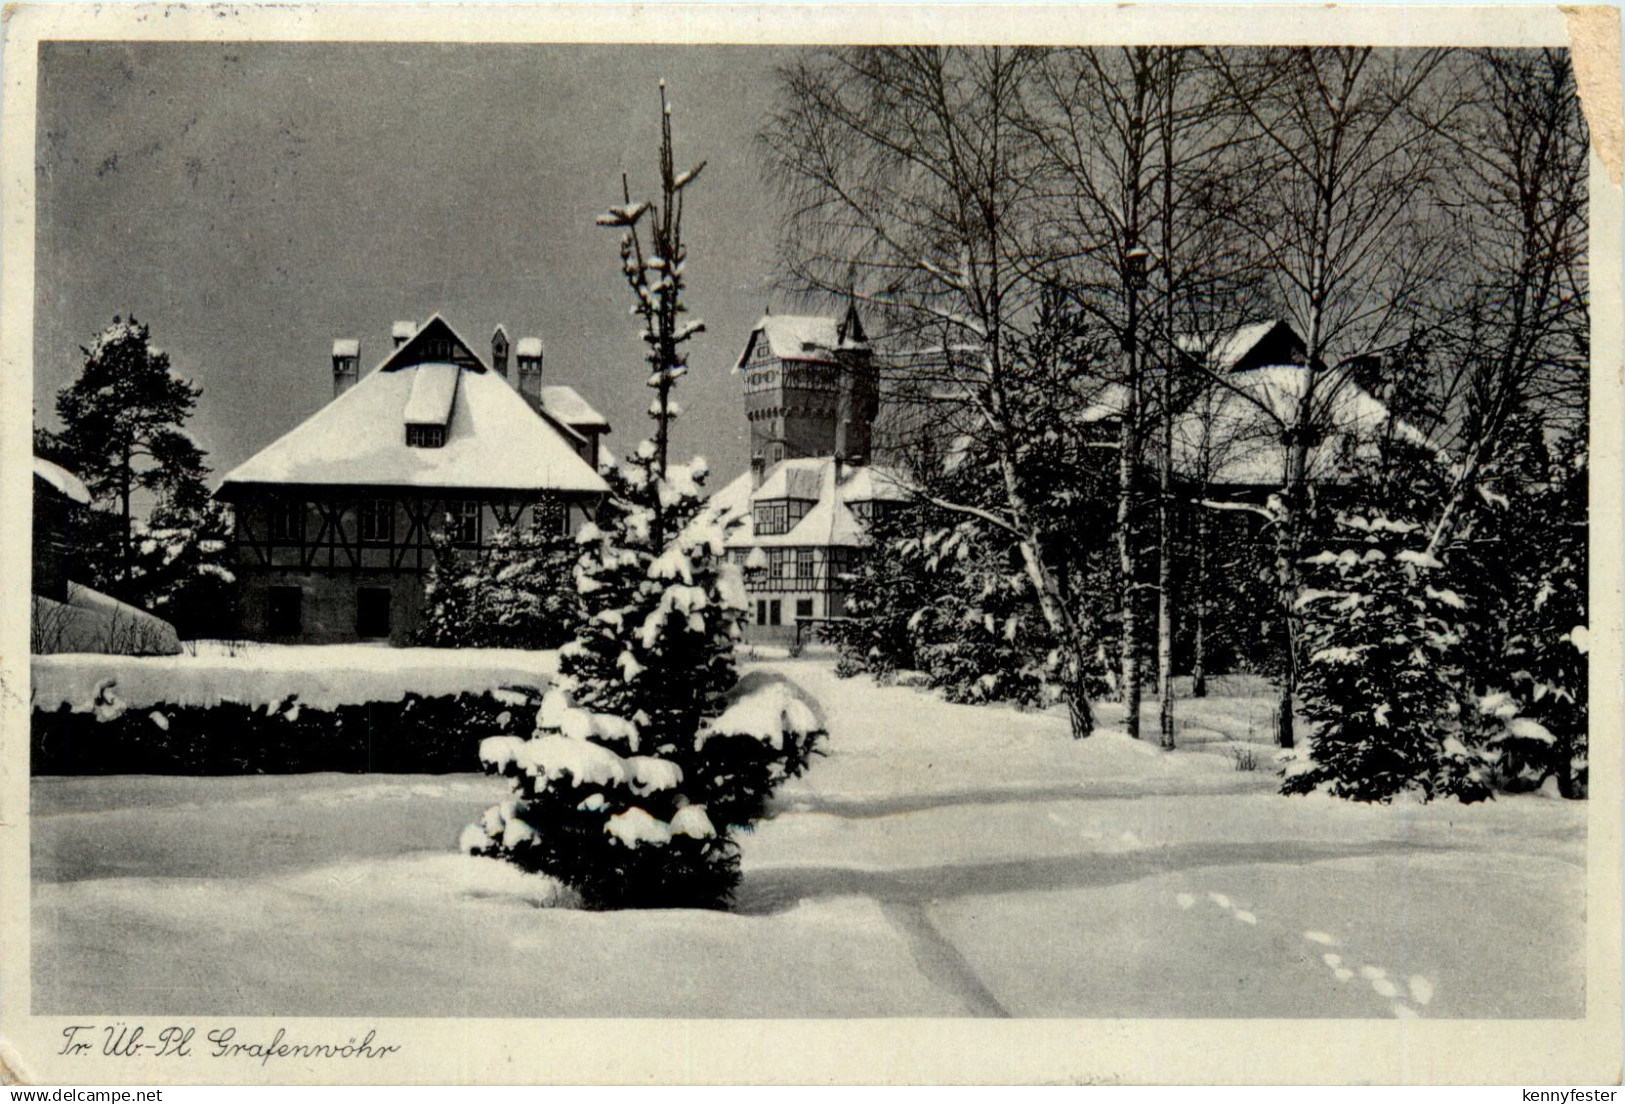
[1563,5,1623,185]
[0,1035,35,1086]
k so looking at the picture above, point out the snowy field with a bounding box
[32,658,1585,1018]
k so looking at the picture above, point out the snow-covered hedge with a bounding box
[31,644,559,714]
[30,645,556,775]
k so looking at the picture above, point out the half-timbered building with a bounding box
[718,304,910,643]
[217,314,609,644]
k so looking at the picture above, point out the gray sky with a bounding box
[35,42,806,488]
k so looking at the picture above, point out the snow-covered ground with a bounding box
[32,658,1585,1018]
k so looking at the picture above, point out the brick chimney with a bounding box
[391,320,417,349]
[516,336,544,411]
[750,453,766,489]
[491,326,511,378]
[332,338,360,400]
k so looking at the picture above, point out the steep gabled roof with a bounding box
[218,315,606,496]
[1175,319,1306,373]
[734,311,870,370]
[539,385,610,432]
[1171,364,1435,488]
[713,457,910,549]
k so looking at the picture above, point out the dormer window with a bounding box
[406,424,446,449]
[754,501,790,535]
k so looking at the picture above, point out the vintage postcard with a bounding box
[1,2,1620,1086]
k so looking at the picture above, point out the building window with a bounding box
[769,600,782,626]
[756,599,767,626]
[356,587,392,639]
[267,499,305,543]
[532,498,569,539]
[796,549,814,580]
[446,499,481,546]
[754,501,790,536]
[796,598,814,620]
[406,424,446,449]
[358,499,394,543]
[267,586,303,637]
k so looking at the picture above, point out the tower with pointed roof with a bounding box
[734,301,878,468]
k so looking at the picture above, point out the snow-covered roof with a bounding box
[332,338,359,358]
[392,320,417,340]
[735,312,870,370]
[714,458,911,549]
[402,362,461,425]
[1176,320,1300,372]
[516,337,544,358]
[218,359,607,495]
[539,385,609,431]
[1171,365,1434,488]
[33,456,91,504]
[492,324,510,341]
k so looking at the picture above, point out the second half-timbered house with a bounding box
[217,314,609,644]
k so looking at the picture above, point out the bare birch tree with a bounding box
[1207,47,1461,747]
[760,46,1108,736]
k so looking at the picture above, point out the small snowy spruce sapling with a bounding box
[462,84,825,908]
[1282,514,1490,803]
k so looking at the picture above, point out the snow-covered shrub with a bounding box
[1282,514,1490,803]
[415,525,579,651]
[464,453,826,909]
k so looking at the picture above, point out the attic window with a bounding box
[406,424,446,449]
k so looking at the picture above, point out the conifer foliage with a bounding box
[49,315,236,636]
[415,524,579,650]
[1282,515,1489,803]
[462,86,826,909]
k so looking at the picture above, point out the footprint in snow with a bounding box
[1322,953,1342,968]
[1233,910,1257,925]
[1303,930,1339,946]
[1207,892,1232,909]
[1175,893,1196,910]
[1392,1002,1419,1019]
[1360,965,1387,980]
[1407,976,1434,1006]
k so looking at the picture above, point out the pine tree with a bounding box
[1283,514,1489,803]
[55,316,204,594]
[463,85,825,909]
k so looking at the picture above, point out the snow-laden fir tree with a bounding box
[1462,438,1588,797]
[462,84,825,908]
[1282,514,1490,803]
[416,523,578,650]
